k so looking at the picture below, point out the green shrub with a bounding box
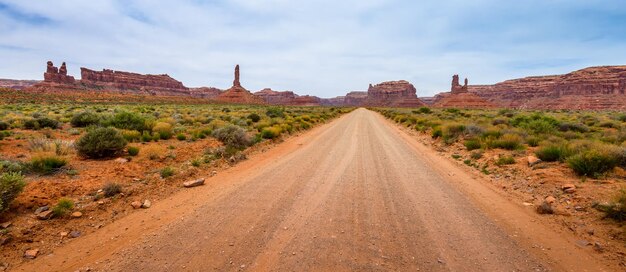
[261,126,281,139]
[212,125,250,149]
[558,122,589,133]
[76,127,127,158]
[431,128,442,139]
[152,122,173,140]
[0,172,26,213]
[160,166,175,178]
[247,113,261,122]
[464,139,482,151]
[30,155,67,174]
[496,156,516,166]
[567,149,620,177]
[0,121,9,130]
[266,107,285,118]
[51,198,74,217]
[24,118,59,130]
[416,107,432,114]
[442,124,466,142]
[71,112,100,127]
[470,150,483,160]
[176,134,187,141]
[535,144,568,162]
[490,134,523,150]
[594,189,626,221]
[526,136,541,147]
[127,146,140,156]
[103,182,122,197]
[104,111,148,131]
[121,130,141,142]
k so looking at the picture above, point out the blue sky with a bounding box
[1,0,625,97]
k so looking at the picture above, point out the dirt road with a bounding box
[17,108,608,271]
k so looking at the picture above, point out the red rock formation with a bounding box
[468,66,626,110]
[190,87,223,99]
[216,65,265,104]
[344,91,368,106]
[80,68,187,96]
[320,96,346,106]
[43,61,75,84]
[0,79,40,90]
[291,95,321,106]
[433,75,495,108]
[366,80,425,107]
[254,88,297,104]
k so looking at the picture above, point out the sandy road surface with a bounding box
[17,108,609,271]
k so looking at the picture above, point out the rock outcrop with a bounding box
[80,67,188,96]
[433,75,496,108]
[468,66,626,110]
[0,79,40,90]
[344,91,368,106]
[320,96,346,106]
[43,61,75,84]
[366,81,425,107]
[254,88,297,104]
[190,87,223,99]
[216,65,265,104]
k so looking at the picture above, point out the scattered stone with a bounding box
[141,200,151,209]
[593,242,604,253]
[522,202,533,206]
[575,240,590,248]
[527,156,541,166]
[536,201,554,214]
[34,206,49,214]
[0,235,12,245]
[210,170,217,177]
[574,206,585,212]
[545,196,556,204]
[115,158,129,163]
[69,230,81,238]
[586,229,595,236]
[0,222,11,229]
[0,262,8,271]
[23,249,39,259]
[183,178,205,188]
[71,211,83,218]
[130,201,142,209]
[562,184,576,194]
[60,231,69,238]
[37,210,54,220]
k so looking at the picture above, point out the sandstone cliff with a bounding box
[433,75,496,108]
[80,67,189,96]
[216,65,265,104]
[366,80,425,107]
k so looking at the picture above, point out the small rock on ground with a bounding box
[130,201,142,209]
[141,200,151,209]
[71,211,83,218]
[23,249,39,259]
[183,178,205,188]
[37,210,54,220]
[536,201,554,214]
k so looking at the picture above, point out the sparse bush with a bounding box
[121,129,141,142]
[28,138,74,155]
[416,107,432,114]
[558,122,589,133]
[104,111,148,131]
[103,182,122,197]
[490,133,523,150]
[176,133,187,141]
[76,127,127,159]
[470,150,483,160]
[71,112,100,127]
[261,126,282,139]
[442,123,466,143]
[212,125,250,149]
[0,172,26,213]
[594,189,626,221]
[567,148,620,177]
[247,113,261,123]
[464,139,482,151]
[431,127,442,139]
[143,146,165,160]
[0,121,9,130]
[526,136,541,147]
[51,197,74,217]
[496,156,516,166]
[30,155,67,174]
[266,107,285,118]
[24,117,59,130]
[160,166,175,178]
[535,144,568,162]
[152,122,173,140]
[127,146,140,156]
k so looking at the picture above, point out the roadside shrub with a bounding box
[24,118,59,130]
[261,126,282,139]
[104,111,148,131]
[567,148,620,177]
[266,107,285,118]
[0,121,9,130]
[30,155,67,174]
[492,119,508,126]
[152,122,173,140]
[0,160,29,174]
[51,198,74,217]
[212,125,250,149]
[535,144,568,162]
[470,150,483,160]
[127,146,140,156]
[28,138,74,155]
[76,127,127,158]
[594,189,626,221]
[0,172,26,213]
[160,166,175,178]
[103,182,122,197]
[431,127,442,139]
[176,133,187,141]
[526,136,541,147]
[442,123,466,142]
[496,156,516,166]
[464,139,482,151]
[121,129,141,142]
[490,133,523,150]
[558,122,589,133]
[71,112,100,127]
[247,113,261,123]
[416,107,432,114]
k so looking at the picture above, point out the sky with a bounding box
[1,0,625,98]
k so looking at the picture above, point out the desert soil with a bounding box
[14,108,612,271]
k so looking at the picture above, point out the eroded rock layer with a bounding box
[366,80,425,107]
[468,66,626,110]
[216,65,265,104]
[80,68,189,96]
[432,75,496,108]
